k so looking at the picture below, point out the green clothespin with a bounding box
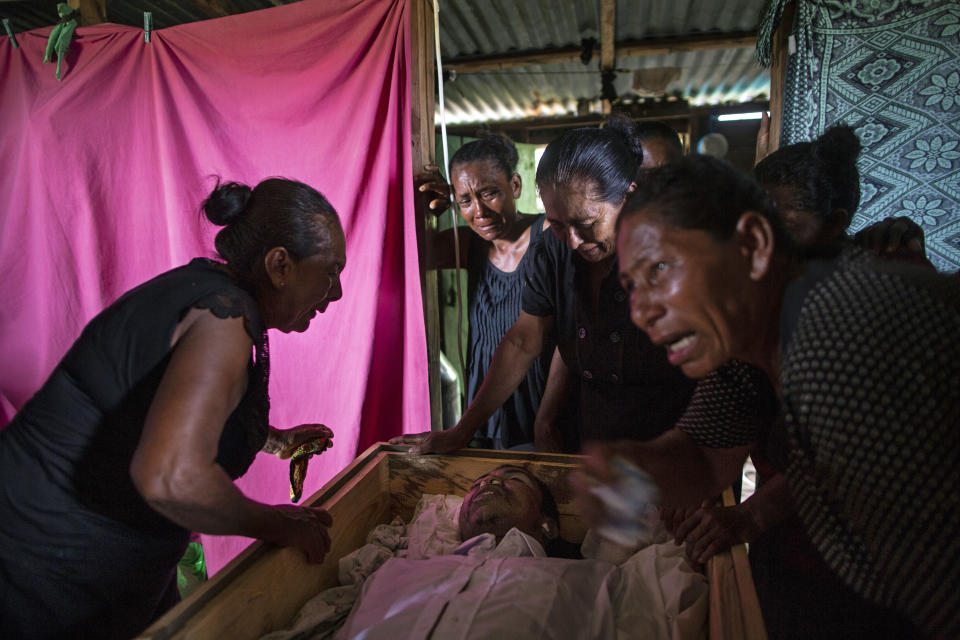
[43,3,79,81]
[3,18,18,49]
[144,12,152,43]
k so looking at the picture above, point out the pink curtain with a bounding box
[0,0,428,573]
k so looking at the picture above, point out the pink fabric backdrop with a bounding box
[0,0,428,573]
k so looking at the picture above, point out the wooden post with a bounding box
[600,0,616,115]
[410,0,442,430]
[67,0,106,26]
[767,1,795,154]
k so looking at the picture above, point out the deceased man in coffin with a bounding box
[263,465,708,640]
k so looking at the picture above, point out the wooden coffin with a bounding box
[139,443,766,640]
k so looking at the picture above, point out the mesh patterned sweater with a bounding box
[774,249,960,637]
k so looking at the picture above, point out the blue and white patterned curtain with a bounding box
[758,0,960,271]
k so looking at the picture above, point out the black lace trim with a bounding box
[192,285,270,475]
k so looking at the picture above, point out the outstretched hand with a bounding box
[853,215,926,258]
[415,164,453,214]
[569,441,633,530]
[389,427,470,454]
[264,424,334,460]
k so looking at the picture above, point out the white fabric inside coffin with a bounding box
[261,494,708,640]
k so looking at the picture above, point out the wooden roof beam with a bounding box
[600,0,615,69]
[600,0,616,113]
[66,0,106,26]
[444,31,757,73]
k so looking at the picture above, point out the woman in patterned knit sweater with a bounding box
[609,154,958,638]
[670,126,937,639]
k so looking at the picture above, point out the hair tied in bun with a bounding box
[203,180,253,227]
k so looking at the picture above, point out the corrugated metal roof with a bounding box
[443,48,768,124]
[439,0,767,56]
[1,0,770,125]
[438,0,770,124]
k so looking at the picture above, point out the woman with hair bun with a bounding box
[756,121,928,262]
[755,125,863,247]
[400,133,551,450]
[0,177,346,639]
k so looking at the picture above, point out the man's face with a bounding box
[458,466,549,543]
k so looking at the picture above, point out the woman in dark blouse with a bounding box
[0,178,345,639]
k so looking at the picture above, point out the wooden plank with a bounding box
[707,487,767,640]
[709,552,745,640]
[730,543,767,639]
[179,0,235,19]
[600,0,616,114]
[410,0,442,430]
[445,32,757,73]
[617,33,757,59]
[66,0,106,25]
[600,0,616,69]
[767,1,795,154]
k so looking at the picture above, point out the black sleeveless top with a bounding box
[0,258,270,639]
[465,214,549,449]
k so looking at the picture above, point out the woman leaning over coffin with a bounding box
[0,178,345,639]
[609,154,960,638]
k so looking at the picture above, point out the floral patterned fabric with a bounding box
[759,0,960,271]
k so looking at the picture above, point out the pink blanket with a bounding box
[0,0,428,572]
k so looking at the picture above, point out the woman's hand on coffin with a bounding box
[388,426,471,454]
[415,165,452,213]
[266,505,334,563]
[673,502,761,564]
[659,505,701,537]
[263,424,335,459]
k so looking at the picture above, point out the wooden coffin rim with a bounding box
[140,442,391,639]
[141,443,766,640]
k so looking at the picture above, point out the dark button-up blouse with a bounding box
[522,230,695,442]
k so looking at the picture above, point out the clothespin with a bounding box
[143,12,152,43]
[3,18,18,49]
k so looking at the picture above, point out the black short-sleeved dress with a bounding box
[465,214,549,449]
[521,230,696,444]
[0,259,270,640]
[770,249,960,637]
